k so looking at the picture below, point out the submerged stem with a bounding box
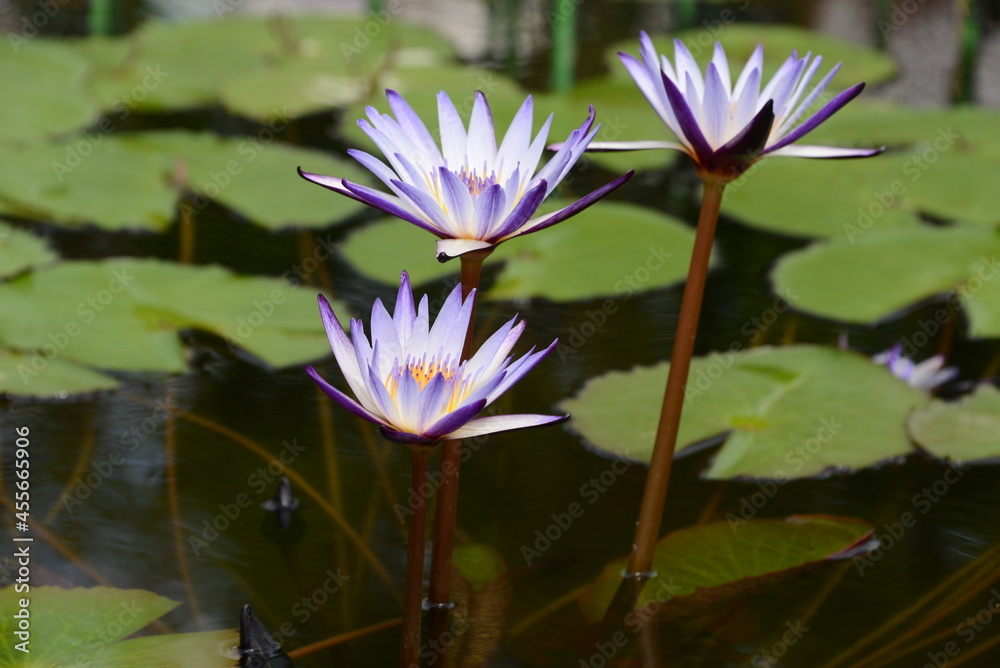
[628,179,726,576]
[402,447,430,668]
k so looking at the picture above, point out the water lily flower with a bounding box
[580,33,883,180]
[306,272,565,445]
[299,90,632,261]
[873,344,958,391]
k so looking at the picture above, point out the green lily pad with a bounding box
[0,222,56,279]
[0,349,118,397]
[0,132,369,231]
[579,515,872,622]
[0,586,235,667]
[902,151,1000,226]
[0,40,99,145]
[0,258,342,373]
[771,227,1000,336]
[613,24,896,91]
[341,200,703,301]
[721,151,924,239]
[908,385,1000,463]
[807,103,1000,150]
[454,544,507,595]
[560,345,928,479]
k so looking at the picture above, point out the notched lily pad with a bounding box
[578,515,872,623]
[561,345,928,479]
[771,227,1000,337]
[0,258,343,378]
[341,200,704,301]
[908,385,1000,463]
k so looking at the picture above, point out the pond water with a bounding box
[3,1,1000,667]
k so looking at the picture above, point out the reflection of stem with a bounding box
[288,617,401,660]
[402,447,430,668]
[628,180,726,576]
[163,385,206,629]
[428,250,492,610]
[45,413,95,525]
[124,394,398,593]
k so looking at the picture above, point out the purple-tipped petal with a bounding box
[306,366,383,425]
[424,398,489,441]
[517,170,634,237]
[339,179,446,236]
[660,70,715,167]
[764,82,866,155]
[576,140,687,152]
[448,413,569,439]
[487,180,549,241]
[378,427,436,445]
[710,100,774,176]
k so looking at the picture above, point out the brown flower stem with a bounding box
[402,447,430,668]
[427,250,493,610]
[627,178,727,577]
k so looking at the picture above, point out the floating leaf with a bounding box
[771,227,1000,336]
[0,40,98,144]
[721,152,924,239]
[578,515,872,622]
[0,258,342,375]
[561,345,928,479]
[807,103,1000,150]
[0,349,118,398]
[908,385,1000,463]
[611,24,896,92]
[0,586,234,668]
[0,222,55,279]
[341,201,703,301]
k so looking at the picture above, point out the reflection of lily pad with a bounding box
[610,24,897,91]
[0,132,369,231]
[0,258,343,373]
[579,515,872,622]
[561,345,928,479]
[341,201,703,301]
[0,586,235,667]
[771,227,1000,337]
[908,385,1000,463]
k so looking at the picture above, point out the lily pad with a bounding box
[908,385,1000,463]
[0,349,119,398]
[341,200,703,301]
[611,24,897,92]
[807,103,1000,150]
[0,40,99,144]
[771,227,1000,337]
[560,345,928,479]
[0,258,343,374]
[0,586,234,668]
[0,132,369,231]
[721,151,924,239]
[579,515,872,622]
[0,222,56,279]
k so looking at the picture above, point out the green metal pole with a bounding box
[550,0,577,92]
[88,0,117,36]
[675,0,696,31]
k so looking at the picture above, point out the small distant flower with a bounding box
[307,272,565,445]
[299,90,632,261]
[580,33,883,180]
[873,344,958,391]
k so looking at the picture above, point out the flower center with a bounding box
[386,354,463,399]
[457,167,499,196]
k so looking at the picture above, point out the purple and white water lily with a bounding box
[873,344,958,391]
[306,272,565,445]
[299,90,632,261]
[582,33,882,179]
